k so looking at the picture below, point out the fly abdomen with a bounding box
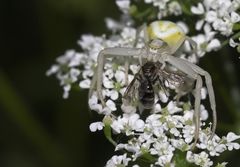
[139,81,155,109]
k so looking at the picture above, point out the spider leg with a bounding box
[123,24,148,86]
[88,67,98,99]
[174,77,194,104]
[182,60,217,139]
[135,23,148,46]
[164,55,216,145]
[164,56,201,147]
[185,36,197,55]
[95,47,142,106]
[124,61,129,86]
[192,75,202,148]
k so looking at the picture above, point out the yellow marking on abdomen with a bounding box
[147,20,186,53]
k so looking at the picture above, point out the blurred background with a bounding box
[0,0,239,167]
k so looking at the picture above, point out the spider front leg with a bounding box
[89,47,142,107]
[185,36,197,55]
[164,55,217,147]
[193,75,203,147]
[183,60,217,139]
[122,23,148,86]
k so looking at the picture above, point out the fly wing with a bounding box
[166,71,186,88]
[123,75,140,107]
[159,68,186,89]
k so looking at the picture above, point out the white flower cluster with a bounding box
[46,50,83,98]
[191,0,240,36]
[47,0,240,166]
[190,0,240,55]
[144,0,182,18]
[90,102,240,167]
[229,37,240,56]
[116,0,182,19]
[47,26,139,98]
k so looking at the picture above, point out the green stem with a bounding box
[221,31,240,48]
[177,0,193,16]
[103,117,117,146]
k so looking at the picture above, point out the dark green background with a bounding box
[0,0,239,166]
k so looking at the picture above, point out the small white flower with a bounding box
[132,165,140,167]
[206,38,221,51]
[110,90,119,100]
[196,20,205,31]
[226,132,240,142]
[105,17,124,32]
[106,99,117,111]
[130,64,139,74]
[63,84,71,99]
[168,1,182,16]
[201,87,207,100]
[104,69,114,79]
[230,11,240,23]
[154,103,162,113]
[121,27,136,43]
[79,79,91,89]
[205,11,218,23]
[116,0,130,14]
[159,91,169,103]
[171,139,190,151]
[105,153,131,167]
[103,76,115,89]
[111,120,124,134]
[70,68,80,81]
[82,70,93,79]
[225,132,240,150]
[88,93,107,114]
[89,122,104,132]
[115,70,126,85]
[46,65,59,76]
[156,153,174,166]
[183,125,194,143]
[187,151,213,167]
[229,38,239,47]
[200,105,209,121]
[144,0,153,4]
[191,3,205,15]
[68,53,84,67]
[121,103,137,113]
[125,114,145,134]
[170,127,180,136]
[150,140,175,166]
[167,101,182,114]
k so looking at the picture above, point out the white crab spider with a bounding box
[89,20,217,147]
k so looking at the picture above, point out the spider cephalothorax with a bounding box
[89,20,217,148]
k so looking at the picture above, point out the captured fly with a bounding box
[123,61,186,111]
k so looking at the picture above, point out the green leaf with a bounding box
[177,0,193,16]
[183,103,191,111]
[233,23,240,31]
[136,151,157,165]
[103,116,117,146]
[173,150,195,167]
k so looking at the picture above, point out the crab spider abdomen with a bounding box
[147,20,186,54]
